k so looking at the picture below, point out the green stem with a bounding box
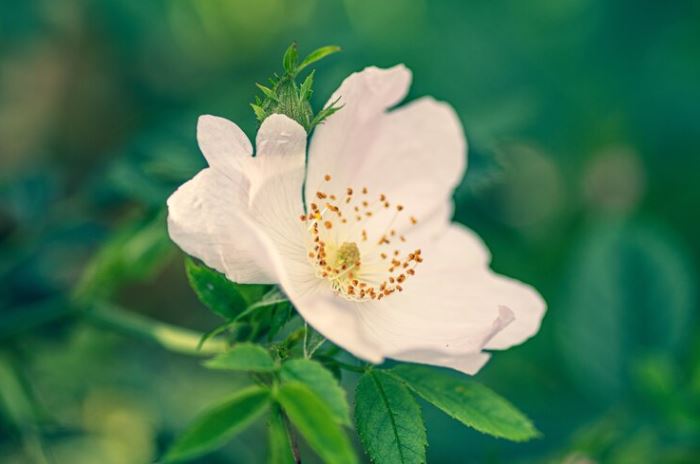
[84,302,228,356]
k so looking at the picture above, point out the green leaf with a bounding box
[185,257,248,319]
[299,70,315,101]
[164,386,271,462]
[256,83,278,101]
[276,382,357,464]
[559,220,696,399]
[280,359,350,425]
[282,43,298,74]
[311,97,343,126]
[74,210,172,301]
[390,365,539,442]
[355,370,427,464]
[267,405,295,464]
[251,103,268,122]
[204,343,276,372]
[0,353,40,427]
[297,45,341,73]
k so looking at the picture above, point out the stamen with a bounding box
[304,178,423,301]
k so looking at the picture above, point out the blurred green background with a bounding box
[1,0,699,462]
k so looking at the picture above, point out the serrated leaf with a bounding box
[282,43,298,74]
[267,405,295,464]
[164,386,271,462]
[297,45,341,73]
[280,359,350,425]
[390,364,539,442]
[185,257,248,319]
[355,370,427,464]
[276,382,357,464]
[204,343,276,372]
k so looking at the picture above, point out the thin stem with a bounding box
[302,322,309,358]
[307,337,326,358]
[84,302,227,356]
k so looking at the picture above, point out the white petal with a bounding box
[307,67,466,242]
[246,114,308,257]
[305,65,412,201]
[168,114,309,285]
[482,275,547,350]
[391,351,491,376]
[350,224,542,373]
[346,97,466,225]
[167,168,274,283]
[222,207,387,362]
[197,115,253,178]
[250,113,307,192]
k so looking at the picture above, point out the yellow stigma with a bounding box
[301,174,424,301]
[336,242,361,268]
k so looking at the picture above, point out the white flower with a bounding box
[167,65,546,374]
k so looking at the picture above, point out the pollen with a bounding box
[304,178,423,301]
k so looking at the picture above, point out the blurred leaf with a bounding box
[390,364,539,442]
[355,369,427,464]
[0,353,38,428]
[267,405,295,464]
[296,45,341,73]
[74,210,172,301]
[204,343,276,372]
[559,221,696,398]
[280,359,350,425]
[0,171,57,225]
[185,257,248,319]
[275,381,357,464]
[164,386,271,462]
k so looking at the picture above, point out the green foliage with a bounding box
[197,287,290,348]
[280,358,350,425]
[0,353,40,429]
[204,343,277,372]
[185,257,249,319]
[296,45,341,73]
[390,365,539,442]
[275,381,357,464]
[164,386,271,462]
[74,210,173,302]
[355,369,427,464]
[266,405,295,464]
[6,4,699,462]
[559,221,696,399]
[251,43,342,131]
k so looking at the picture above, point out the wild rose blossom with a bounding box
[167,65,545,374]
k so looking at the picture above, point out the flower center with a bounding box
[300,174,423,301]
